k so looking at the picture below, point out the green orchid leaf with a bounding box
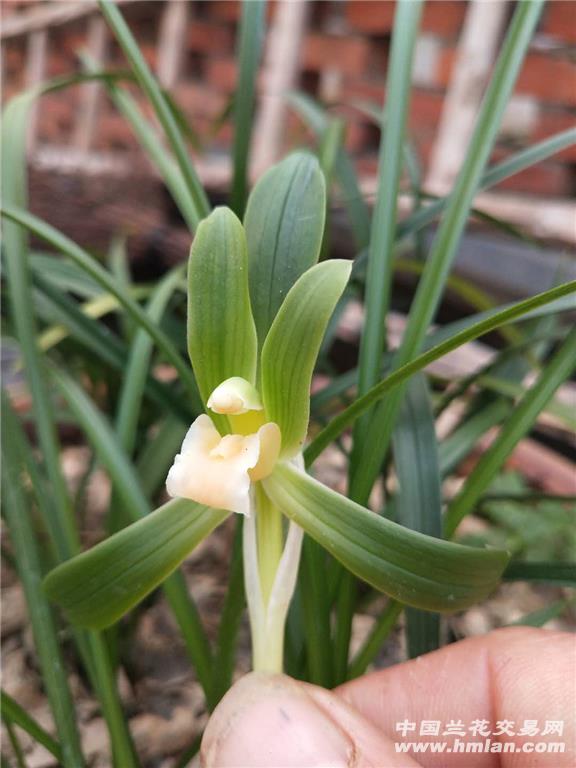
[261,259,351,457]
[187,207,258,424]
[263,463,509,612]
[244,151,326,346]
[44,500,228,629]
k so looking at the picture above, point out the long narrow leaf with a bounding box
[115,267,184,455]
[1,692,62,762]
[305,280,576,465]
[503,562,575,586]
[351,0,545,503]
[354,0,423,408]
[392,374,442,657]
[1,408,85,768]
[98,0,209,225]
[397,127,576,243]
[444,329,576,537]
[1,204,202,412]
[231,0,266,214]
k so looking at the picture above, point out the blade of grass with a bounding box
[444,329,576,537]
[305,280,576,466]
[1,414,85,768]
[98,0,210,226]
[503,562,576,586]
[287,91,371,249]
[37,285,150,353]
[5,722,26,768]
[396,127,576,244]
[351,0,545,504]
[337,2,422,675]
[354,0,423,424]
[311,297,569,418]
[392,374,442,658]
[3,394,139,767]
[1,691,62,762]
[509,599,572,628]
[136,416,188,498]
[115,266,184,456]
[300,538,334,687]
[32,274,192,424]
[318,117,345,259]
[347,600,403,680]
[2,80,135,767]
[96,71,198,231]
[1,204,202,413]
[212,521,246,703]
[230,0,266,215]
[1,101,78,558]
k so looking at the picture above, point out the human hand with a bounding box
[201,627,574,767]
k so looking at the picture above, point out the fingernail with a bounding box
[201,672,355,767]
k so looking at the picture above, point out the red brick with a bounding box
[302,34,370,76]
[346,1,465,38]
[345,1,396,34]
[174,82,228,120]
[408,90,445,132]
[344,119,371,153]
[188,20,233,54]
[438,48,576,106]
[422,1,466,38]
[516,54,576,106]
[36,96,75,142]
[541,1,576,45]
[531,110,576,163]
[207,1,240,22]
[205,58,237,92]
[355,154,379,177]
[96,112,135,151]
[341,78,385,106]
[2,43,25,77]
[46,49,73,78]
[139,43,157,71]
[490,154,572,197]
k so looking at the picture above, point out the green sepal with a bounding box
[260,259,351,457]
[187,207,257,429]
[263,463,509,612]
[44,499,229,629]
[244,151,326,346]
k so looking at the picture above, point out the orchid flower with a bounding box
[44,153,508,675]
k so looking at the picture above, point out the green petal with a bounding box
[260,260,351,457]
[187,207,257,426]
[244,151,326,346]
[44,500,228,629]
[263,464,509,612]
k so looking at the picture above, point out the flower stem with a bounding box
[255,484,283,605]
[244,469,304,674]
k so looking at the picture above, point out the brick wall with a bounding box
[3,0,575,199]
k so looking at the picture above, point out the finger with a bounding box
[201,671,422,767]
[337,627,575,768]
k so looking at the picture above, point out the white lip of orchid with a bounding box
[207,376,263,415]
[166,414,280,516]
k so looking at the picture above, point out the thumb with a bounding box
[201,672,420,767]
